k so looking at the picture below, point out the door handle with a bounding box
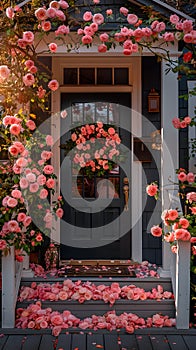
[123,177,129,211]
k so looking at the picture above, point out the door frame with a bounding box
[51,55,143,262]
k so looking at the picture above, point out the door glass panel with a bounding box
[97,68,112,85]
[95,102,108,124]
[84,103,95,123]
[114,68,129,85]
[72,103,83,123]
[80,68,95,84]
[64,68,77,85]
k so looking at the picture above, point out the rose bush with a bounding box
[0,0,195,258]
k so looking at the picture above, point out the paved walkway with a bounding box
[0,328,196,350]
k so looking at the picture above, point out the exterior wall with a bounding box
[141,57,162,265]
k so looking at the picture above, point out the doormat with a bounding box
[58,260,136,277]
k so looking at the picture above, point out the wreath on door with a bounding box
[61,121,123,178]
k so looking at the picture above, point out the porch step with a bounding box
[17,277,175,319]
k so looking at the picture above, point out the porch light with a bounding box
[148,88,160,113]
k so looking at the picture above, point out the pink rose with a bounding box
[182,20,193,33]
[190,207,196,214]
[106,9,112,16]
[42,21,51,32]
[43,165,54,174]
[2,115,11,126]
[98,44,107,53]
[46,135,54,146]
[29,182,39,193]
[186,172,195,183]
[39,189,48,199]
[20,178,29,189]
[52,326,61,337]
[48,43,57,53]
[9,145,19,156]
[11,189,22,199]
[25,60,34,69]
[13,141,25,153]
[56,10,66,21]
[0,240,7,250]
[186,192,196,203]
[35,8,47,21]
[23,216,32,227]
[8,220,19,232]
[37,86,46,98]
[120,7,129,16]
[17,212,26,222]
[7,197,18,208]
[179,218,189,229]
[51,314,63,326]
[6,7,15,19]
[23,31,34,43]
[10,124,21,135]
[163,32,175,41]
[48,79,59,91]
[59,1,69,9]
[184,33,193,43]
[82,35,93,45]
[26,173,36,182]
[46,178,55,188]
[26,120,36,130]
[93,13,104,25]
[61,110,67,118]
[127,14,138,25]
[50,1,60,9]
[0,65,10,81]
[151,226,162,237]
[177,171,187,182]
[83,11,92,21]
[41,151,52,160]
[180,120,187,128]
[168,209,178,221]
[56,208,64,218]
[184,116,192,125]
[175,229,191,241]
[23,73,35,86]
[55,25,69,35]
[46,7,56,18]
[170,14,179,24]
[37,174,46,185]
[29,66,37,74]
[146,183,158,197]
[36,233,43,242]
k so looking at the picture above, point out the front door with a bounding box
[60,93,131,260]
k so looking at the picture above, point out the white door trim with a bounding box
[51,55,142,262]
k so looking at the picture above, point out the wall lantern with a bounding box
[148,88,160,113]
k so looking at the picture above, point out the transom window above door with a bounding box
[63,67,129,85]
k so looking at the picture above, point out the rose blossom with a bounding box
[26,172,36,183]
[190,207,196,215]
[23,73,35,86]
[36,233,43,242]
[186,172,195,183]
[83,11,92,21]
[23,31,34,43]
[56,10,66,21]
[177,171,187,182]
[9,145,19,156]
[0,65,10,81]
[50,1,60,9]
[43,165,54,174]
[186,192,196,203]
[10,124,21,135]
[46,7,56,18]
[35,8,47,21]
[17,213,26,222]
[48,79,59,91]
[26,120,36,130]
[0,240,7,250]
[168,209,178,221]
[7,197,18,208]
[82,35,93,45]
[172,117,181,129]
[127,14,138,25]
[179,218,189,229]
[120,7,129,16]
[55,25,69,35]
[6,7,15,19]
[98,44,107,53]
[151,226,162,237]
[37,86,46,98]
[146,183,158,197]
[56,208,64,218]
[46,178,55,188]
[20,178,29,189]
[93,13,104,25]
[29,183,39,193]
[170,14,179,24]
[8,220,19,232]
[42,21,51,32]
[11,189,22,199]
[61,110,67,118]
[39,189,48,199]
[49,43,57,53]
[59,0,69,9]
[23,216,32,227]
[37,174,46,185]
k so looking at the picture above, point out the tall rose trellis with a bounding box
[0,0,195,327]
